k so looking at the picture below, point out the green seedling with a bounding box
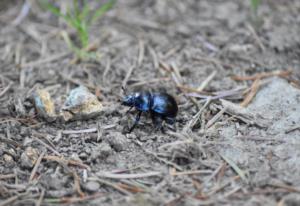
[250,0,260,17]
[249,0,263,28]
[42,0,116,61]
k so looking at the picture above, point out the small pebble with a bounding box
[107,132,128,152]
[91,142,112,161]
[84,181,100,192]
[20,147,39,169]
[3,154,13,163]
[33,89,56,122]
[61,86,103,121]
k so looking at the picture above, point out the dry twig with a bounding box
[43,155,90,169]
[96,171,161,179]
[240,77,261,107]
[29,152,45,182]
[231,70,292,81]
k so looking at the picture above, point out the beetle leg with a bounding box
[151,113,164,132]
[125,106,134,114]
[128,111,142,133]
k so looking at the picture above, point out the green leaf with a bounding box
[251,0,260,15]
[41,0,67,21]
[42,0,115,61]
[90,0,116,25]
[80,0,90,23]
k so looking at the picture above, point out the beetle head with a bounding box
[121,92,140,107]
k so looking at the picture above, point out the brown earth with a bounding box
[1,0,300,206]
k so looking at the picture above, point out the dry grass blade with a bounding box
[170,170,212,176]
[0,82,12,98]
[285,125,300,134]
[0,174,16,180]
[36,189,45,206]
[44,192,106,204]
[22,52,70,68]
[170,62,183,84]
[268,183,300,193]
[183,97,211,131]
[240,77,261,107]
[197,70,217,91]
[218,99,269,128]
[231,69,292,81]
[62,128,97,134]
[12,0,31,26]
[246,23,265,52]
[117,183,144,193]
[220,154,248,184]
[138,39,145,66]
[72,171,85,197]
[148,46,159,69]
[29,151,45,182]
[96,171,161,179]
[102,57,111,82]
[130,77,170,88]
[206,106,227,128]
[207,176,240,196]
[122,65,135,88]
[88,177,131,195]
[0,192,29,206]
[33,137,61,156]
[43,155,90,169]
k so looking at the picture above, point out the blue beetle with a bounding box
[121,90,178,133]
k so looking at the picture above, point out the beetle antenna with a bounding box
[121,86,127,95]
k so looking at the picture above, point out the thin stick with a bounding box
[0,174,16,180]
[138,40,145,66]
[148,46,159,69]
[12,0,31,26]
[130,77,170,88]
[33,137,61,156]
[170,62,182,84]
[43,155,90,169]
[145,149,183,171]
[285,125,300,134]
[246,23,265,52]
[268,183,300,193]
[183,98,211,131]
[240,77,261,107]
[204,163,225,185]
[207,176,240,196]
[206,106,227,128]
[96,171,161,179]
[44,192,105,204]
[29,152,45,182]
[0,82,12,98]
[0,192,28,206]
[132,139,184,171]
[62,125,116,135]
[197,71,217,91]
[35,189,45,206]
[220,154,248,183]
[170,170,212,176]
[72,171,84,197]
[88,177,131,195]
[22,52,70,68]
[231,70,292,81]
[122,65,135,88]
[102,57,111,82]
[163,45,182,59]
[62,128,97,134]
[223,186,242,198]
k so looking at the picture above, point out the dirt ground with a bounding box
[1,0,300,205]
